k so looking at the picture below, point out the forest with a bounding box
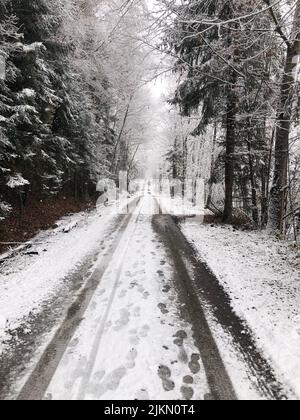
[0,0,300,402]
[161,0,300,238]
[0,0,155,247]
[1,0,300,245]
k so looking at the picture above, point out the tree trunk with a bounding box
[240,173,250,215]
[206,122,217,209]
[110,96,133,174]
[223,81,237,223]
[261,167,267,227]
[268,4,300,232]
[262,126,275,227]
[247,133,259,226]
[171,137,178,198]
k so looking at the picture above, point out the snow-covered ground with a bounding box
[1,187,299,400]
[158,195,202,217]
[45,196,210,400]
[0,198,134,353]
[0,192,213,400]
[182,222,300,398]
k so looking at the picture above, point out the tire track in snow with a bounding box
[75,202,143,400]
[153,213,293,400]
[17,200,140,401]
[40,195,209,400]
[152,214,237,401]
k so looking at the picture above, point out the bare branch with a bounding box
[262,0,291,48]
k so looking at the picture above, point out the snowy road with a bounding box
[0,191,294,400]
[17,195,215,400]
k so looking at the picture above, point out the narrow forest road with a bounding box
[17,192,216,400]
[1,188,293,400]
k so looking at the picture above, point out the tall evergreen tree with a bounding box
[8,0,68,197]
[162,0,275,224]
[0,0,23,219]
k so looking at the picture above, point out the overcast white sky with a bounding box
[146,0,157,11]
[142,0,176,173]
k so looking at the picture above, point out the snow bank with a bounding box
[182,223,300,397]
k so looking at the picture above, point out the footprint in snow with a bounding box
[158,365,175,392]
[183,375,194,385]
[162,284,171,293]
[188,354,201,374]
[143,291,150,300]
[126,348,138,369]
[181,385,194,400]
[140,324,150,338]
[129,328,140,345]
[93,366,127,398]
[114,309,130,331]
[173,330,189,363]
[158,303,169,315]
[173,330,188,344]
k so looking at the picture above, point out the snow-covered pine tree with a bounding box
[59,0,118,197]
[0,0,23,220]
[162,0,277,225]
[0,0,157,226]
[8,0,68,199]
